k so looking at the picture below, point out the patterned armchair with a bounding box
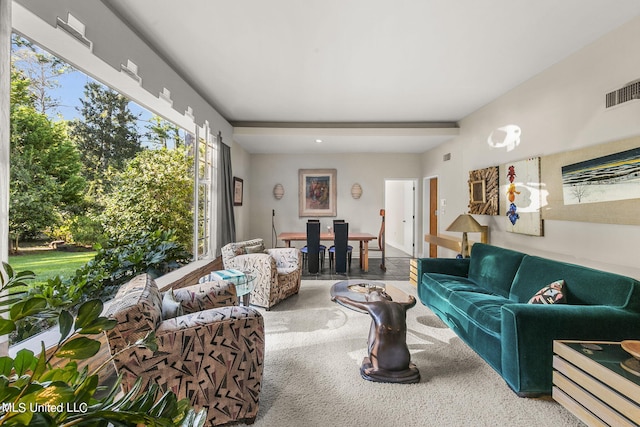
[104,274,264,426]
[221,238,302,310]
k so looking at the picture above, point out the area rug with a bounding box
[243,280,582,427]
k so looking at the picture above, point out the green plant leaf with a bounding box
[77,318,117,335]
[14,348,36,376]
[0,295,27,307]
[137,331,158,353]
[55,337,101,360]
[58,310,73,342]
[0,356,14,377]
[33,381,75,406]
[75,299,104,330]
[10,297,48,321]
[0,318,16,335]
[74,372,99,404]
[31,343,48,381]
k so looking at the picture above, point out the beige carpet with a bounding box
[242,280,584,427]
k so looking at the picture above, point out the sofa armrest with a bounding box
[266,248,301,269]
[226,253,275,272]
[500,303,640,395]
[416,258,470,284]
[172,280,238,313]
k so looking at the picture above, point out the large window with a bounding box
[194,124,218,259]
[9,34,217,260]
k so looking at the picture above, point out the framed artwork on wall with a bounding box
[233,177,243,206]
[542,135,640,225]
[468,166,499,215]
[299,169,337,217]
[501,157,544,236]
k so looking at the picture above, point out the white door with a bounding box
[384,179,415,256]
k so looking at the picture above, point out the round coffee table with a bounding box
[330,280,420,384]
[330,280,412,310]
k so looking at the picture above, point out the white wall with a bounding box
[230,140,251,240]
[423,15,640,279]
[246,153,421,249]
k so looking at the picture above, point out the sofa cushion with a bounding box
[527,280,566,304]
[448,291,510,335]
[423,273,496,299]
[510,255,640,309]
[467,243,526,298]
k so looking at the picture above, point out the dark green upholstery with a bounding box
[417,243,640,396]
[468,244,526,298]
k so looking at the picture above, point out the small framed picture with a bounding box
[470,180,486,204]
[233,177,243,206]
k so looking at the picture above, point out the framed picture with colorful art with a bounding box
[298,169,337,217]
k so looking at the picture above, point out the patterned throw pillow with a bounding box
[161,288,184,319]
[528,279,567,304]
[244,244,266,254]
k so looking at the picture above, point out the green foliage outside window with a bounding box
[14,230,190,344]
[9,67,86,252]
[100,149,195,251]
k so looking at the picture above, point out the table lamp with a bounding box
[446,214,484,258]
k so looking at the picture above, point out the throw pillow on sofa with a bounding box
[528,279,566,304]
[162,288,184,319]
[245,243,266,254]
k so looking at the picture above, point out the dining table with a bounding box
[277,231,378,272]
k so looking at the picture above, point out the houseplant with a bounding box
[0,262,206,426]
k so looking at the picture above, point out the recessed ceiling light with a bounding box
[315,139,323,143]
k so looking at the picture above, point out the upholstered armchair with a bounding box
[221,238,302,310]
[104,274,264,426]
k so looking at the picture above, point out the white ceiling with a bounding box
[105,0,640,153]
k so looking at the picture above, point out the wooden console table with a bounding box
[424,226,488,255]
[552,340,640,426]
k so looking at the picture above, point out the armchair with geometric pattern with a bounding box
[104,273,264,426]
[221,238,302,310]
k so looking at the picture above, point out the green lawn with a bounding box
[8,250,97,286]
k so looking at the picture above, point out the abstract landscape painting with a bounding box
[562,147,640,205]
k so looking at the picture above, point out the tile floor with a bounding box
[301,255,411,281]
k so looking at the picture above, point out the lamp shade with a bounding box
[446,214,484,233]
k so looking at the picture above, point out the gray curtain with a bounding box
[218,141,236,246]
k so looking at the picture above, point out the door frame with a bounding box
[383,178,417,257]
[422,175,438,258]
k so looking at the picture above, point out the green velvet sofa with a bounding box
[416,243,640,396]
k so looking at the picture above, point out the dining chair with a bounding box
[304,221,323,274]
[329,220,352,271]
[301,219,326,271]
[330,221,350,273]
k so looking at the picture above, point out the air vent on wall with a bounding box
[606,79,640,108]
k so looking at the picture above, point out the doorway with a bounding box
[422,176,438,258]
[384,179,416,257]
